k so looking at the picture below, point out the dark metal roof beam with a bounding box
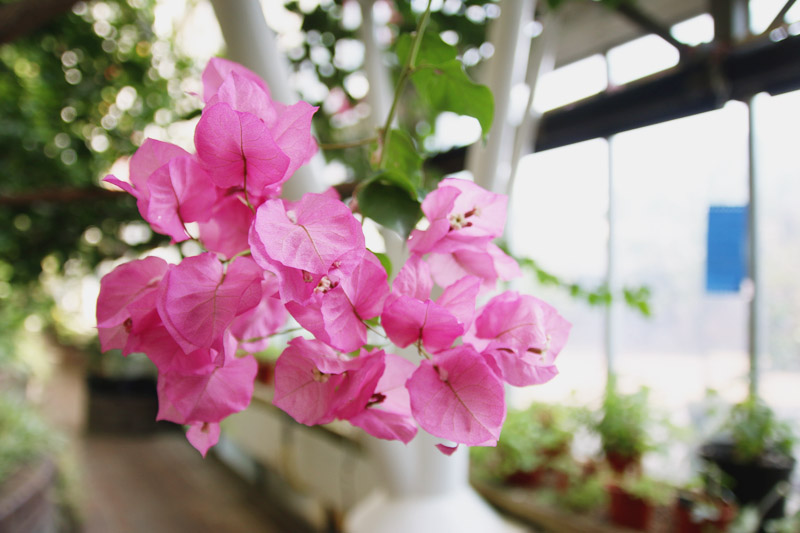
[535,34,800,152]
[614,2,693,59]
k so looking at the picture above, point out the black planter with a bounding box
[87,376,178,434]
[700,441,795,530]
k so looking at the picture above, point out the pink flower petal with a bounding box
[285,288,367,353]
[406,346,506,446]
[129,138,191,193]
[186,422,221,457]
[471,291,548,353]
[436,275,481,329]
[392,255,432,301]
[208,71,276,123]
[197,193,255,259]
[96,257,169,352]
[230,275,287,353]
[331,349,386,420]
[269,100,318,180]
[272,337,349,425]
[157,253,263,353]
[482,346,560,387]
[340,251,389,321]
[157,333,258,424]
[348,353,418,443]
[202,57,271,103]
[250,194,365,275]
[195,102,289,195]
[382,296,463,352]
[435,443,459,456]
[146,156,218,242]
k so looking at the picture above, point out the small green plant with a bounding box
[471,402,579,480]
[616,472,674,506]
[590,380,654,465]
[723,396,795,463]
[556,466,608,512]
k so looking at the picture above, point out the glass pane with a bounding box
[508,139,609,406]
[610,102,750,410]
[753,90,800,425]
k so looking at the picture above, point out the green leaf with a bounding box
[383,129,422,190]
[357,176,423,238]
[411,60,494,138]
[370,250,393,278]
[368,168,418,199]
[395,33,458,69]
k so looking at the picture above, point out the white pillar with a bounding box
[357,0,394,128]
[506,9,560,198]
[346,432,526,533]
[747,97,761,397]
[210,0,327,199]
[465,0,535,193]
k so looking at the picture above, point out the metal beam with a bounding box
[614,2,693,59]
[535,34,800,152]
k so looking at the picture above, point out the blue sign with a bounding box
[706,206,748,293]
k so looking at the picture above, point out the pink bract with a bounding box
[250,193,365,276]
[195,102,290,196]
[202,57,271,103]
[186,422,221,457]
[156,332,257,425]
[348,353,418,443]
[96,256,169,353]
[157,253,263,353]
[406,346,506,446]
[144,155,217,242]
[272,337,351,425]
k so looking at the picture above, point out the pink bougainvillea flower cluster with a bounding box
[97,58,570,456]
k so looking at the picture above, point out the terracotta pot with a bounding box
[255,359,275,385]
[605,450,641,474]
[607,484,652,531]
[674,494,736,533]
[505,467,546,488]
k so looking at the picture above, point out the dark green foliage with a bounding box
[0,0,193,286]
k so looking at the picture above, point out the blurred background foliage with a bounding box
[0,0,637,371]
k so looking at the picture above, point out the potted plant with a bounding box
[471,402,577,487]
[590,381,655,474]
[607,472,673,531]
[674,466,737,533]
[699,396,796,528]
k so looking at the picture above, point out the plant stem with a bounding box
[377,0,433,169]
[318,136,377,150]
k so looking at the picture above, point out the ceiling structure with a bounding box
[533,0,800,152]
[551,0,708,68]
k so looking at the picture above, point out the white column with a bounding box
[346,432,526,533]
[747,97,761,397]
[506,8,560,198]
[357,0,394,127]
[465,0,535,193]
[210,0,326,199]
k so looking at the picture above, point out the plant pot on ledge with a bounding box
[700,441,795,526]
[674,491,737,533]
[607,484,652,531]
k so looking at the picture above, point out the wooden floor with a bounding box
[79,433,285,533]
